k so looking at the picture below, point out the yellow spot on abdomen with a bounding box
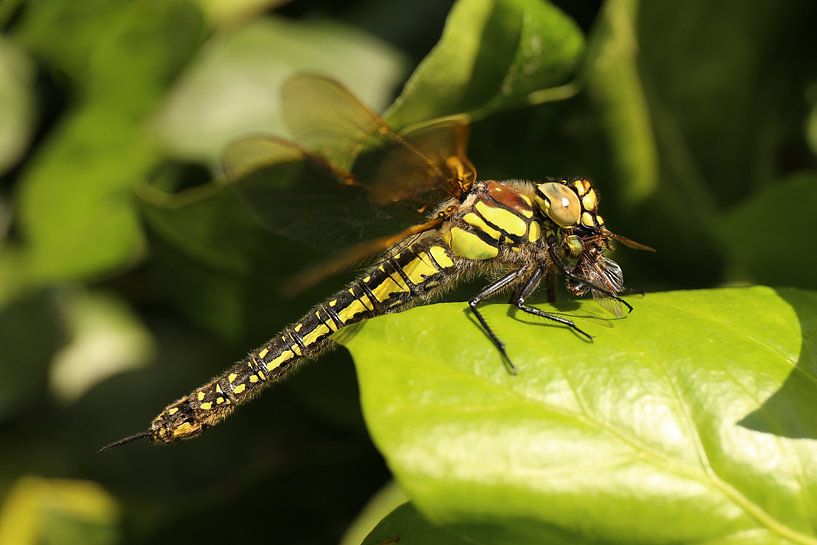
[428,246,454,268]
[302,324,331,346]
[197,391,205,401]
[228,373,237,383]
[267,350,294,372]
[258,347,269,359]
[402,256,438,285]
[249,375,259,383]
[337,298,369,323]
[233,384,246,394]
[167,407,179,416]
[200,402,212,410]
[371,276,408,303]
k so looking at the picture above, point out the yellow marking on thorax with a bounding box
[447,227,499,260]
[528,221,542,242]
[581,211,595,228]
[233,384,246,394]
[463,212,501,240]
[429,246,454,268]
[266,350,294,371]
[475,201,527,237]
[402,254,438,285]
[372,275,409,303]
[302,323,331,346]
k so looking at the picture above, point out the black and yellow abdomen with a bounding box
[149,237,458,443]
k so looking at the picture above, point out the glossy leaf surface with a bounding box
[344,287,817,544]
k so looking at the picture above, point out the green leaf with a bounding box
[342,287,817,544]
[718,172,817,291]
[362,502,579,545]
[153,17,407,163]
[584,0,657,205]
[15,0,205,282]
[0,477,120,545]
[0,37,35,176]
[385,0,584,128]
[341,482,408,545]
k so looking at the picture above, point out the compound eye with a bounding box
[536,182,581,228]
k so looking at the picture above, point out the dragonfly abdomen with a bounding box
[147,237,458,444]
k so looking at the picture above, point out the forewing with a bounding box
[589,257,625,318]
[283,74,476,207]
[363,118,476,206]
[282,74,388,172]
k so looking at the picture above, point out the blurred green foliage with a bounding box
[0,0,815,544]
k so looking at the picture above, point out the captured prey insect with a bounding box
[101,75,653,450]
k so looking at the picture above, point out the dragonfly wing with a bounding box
[364,117,476,205]
[223,136,414,249]
[282,74,388,172]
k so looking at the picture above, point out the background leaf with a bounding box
[343,287,817,544]
[385,0,584,128]
[13,0,205,283]
[0,36,34,176]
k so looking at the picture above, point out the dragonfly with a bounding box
[101,74,653,450]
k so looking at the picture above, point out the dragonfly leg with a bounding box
[547,238,633,314]
[469,268,526,375]
[510,267,593,341]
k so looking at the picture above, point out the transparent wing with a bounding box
[221,74,477,288]
[588,257,625,318]
[222,136,416,248]
[282,74,476,205]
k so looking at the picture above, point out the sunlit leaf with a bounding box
[343,287,817,544]
[0,477,120,545]
[49,290,154,403]
[584,0,657,205]
[385,0,584,128]
[341,482,408,545]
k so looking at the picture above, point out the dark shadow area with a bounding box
[737,287,817,439]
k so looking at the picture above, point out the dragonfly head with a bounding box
[534,178,605,232]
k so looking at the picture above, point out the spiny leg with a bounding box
[547,239,633,314]
[510,266,593,341]
[469,268,526,375]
